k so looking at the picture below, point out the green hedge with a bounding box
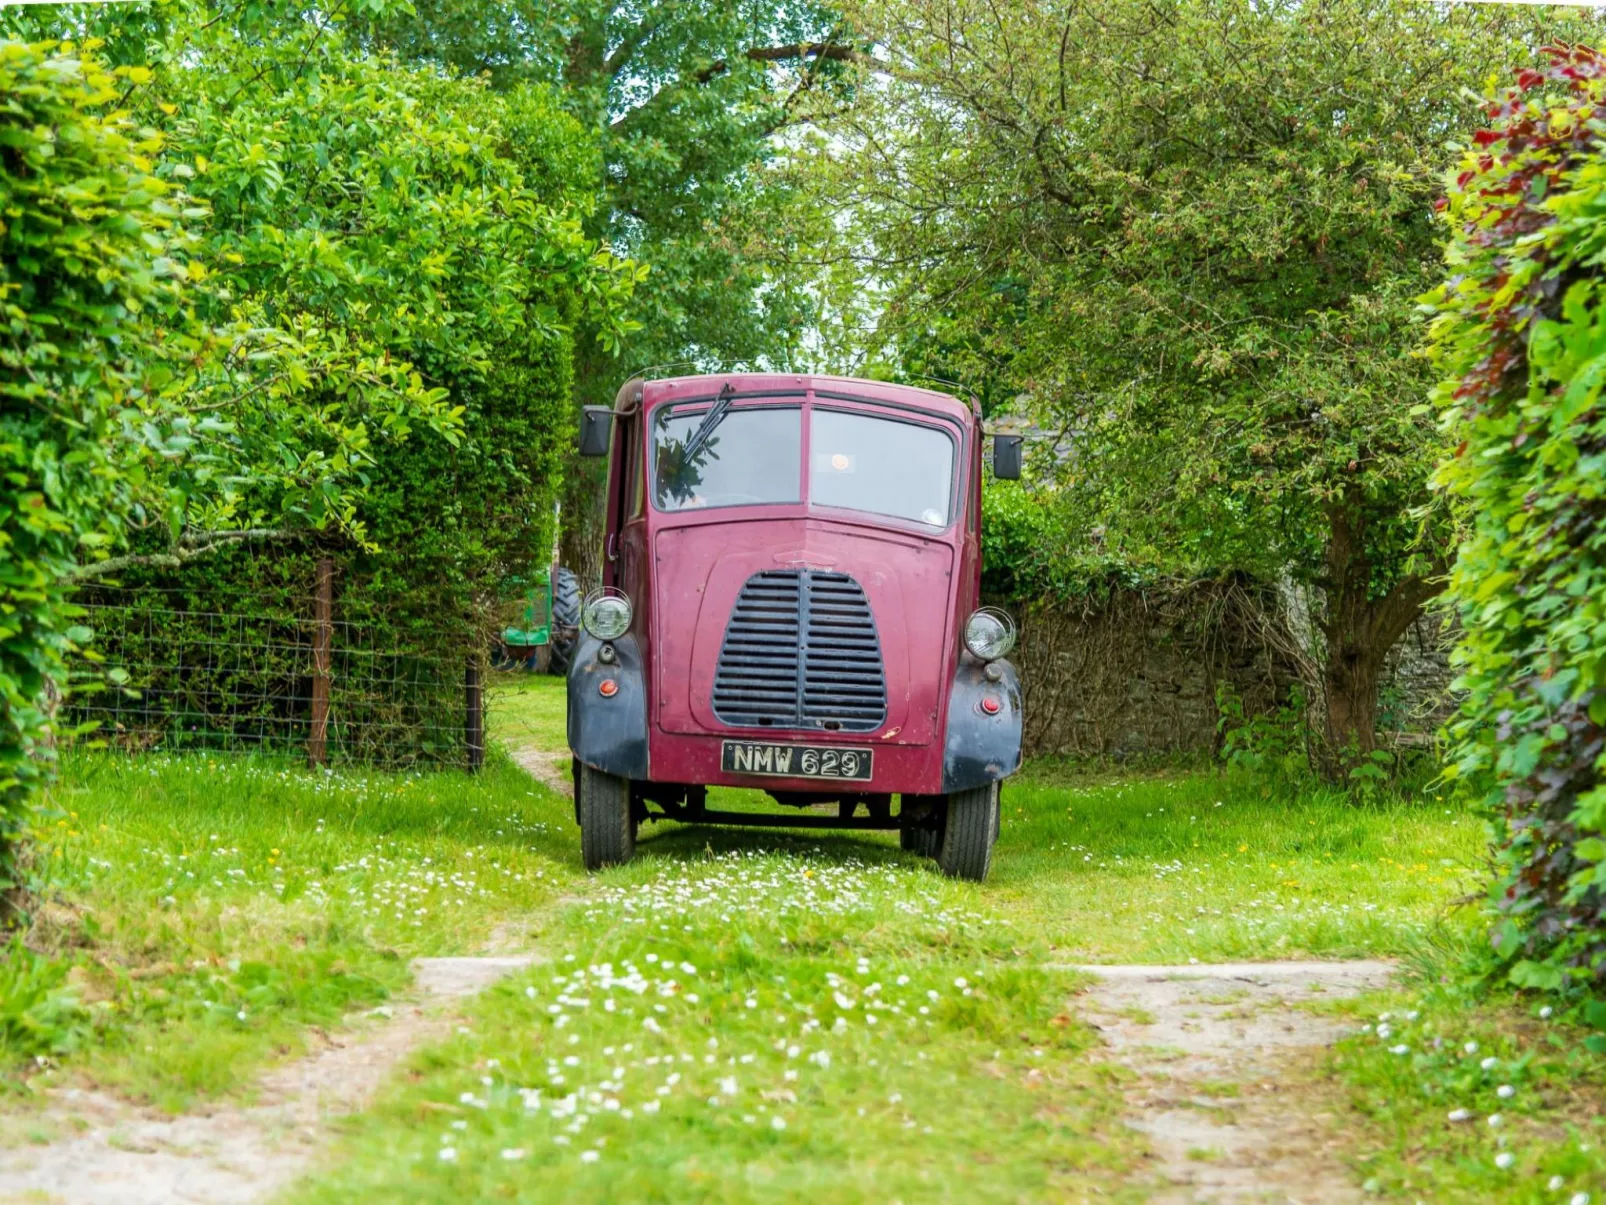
[1,14,640,900]
[1430,45,1606,992]
[0,41,188,913]
[111,43,599,761]
[51,23,625,764]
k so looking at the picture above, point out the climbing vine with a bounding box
[1431,43,1606,991]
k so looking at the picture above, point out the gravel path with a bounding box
[510,747,573,798]
[1075,961,1396,1204]
[0,955,536,1205]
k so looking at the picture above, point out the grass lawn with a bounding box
[1319,985,1606,1201]
[993,762,1482,963]
[289,848,1140,1203]
[9,750,580,1111]
[3,669,1599,1200]
[488,670,570,755]
[496,674,1488,967]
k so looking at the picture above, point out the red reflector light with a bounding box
[598,679,619,698]
[980,695,1001,715]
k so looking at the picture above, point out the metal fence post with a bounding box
[308,558,333,767]
[465,657,484,772]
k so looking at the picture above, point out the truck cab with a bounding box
[566,373,1023,880]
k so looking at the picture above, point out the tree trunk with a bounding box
[1315,498,1444,778]
[1321,628,1386,760]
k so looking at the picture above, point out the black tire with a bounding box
[937,782,999,882]
[548,567,581,675]
[900,823,942,859]
[578,762,634,870]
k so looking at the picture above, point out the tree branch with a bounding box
[1366,566,1448,652]
[612,39,891,135]
[691,41,889,86]
[604,8,676,78]
[67,529,297,582]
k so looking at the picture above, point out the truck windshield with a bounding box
[809,409,955,526]
[653,406,802,510]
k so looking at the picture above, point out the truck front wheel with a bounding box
[937,782,998,882]
[578,763,635,870]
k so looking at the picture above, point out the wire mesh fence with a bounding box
[64,560,490,771]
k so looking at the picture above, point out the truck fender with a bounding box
[941,656,1022,793]
[568,633,649,780]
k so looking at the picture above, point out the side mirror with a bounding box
[992,434,1023,480]
[578,407,613,457]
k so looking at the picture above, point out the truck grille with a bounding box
[711,570,888,732]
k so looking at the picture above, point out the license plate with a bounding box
[721,741,873,780]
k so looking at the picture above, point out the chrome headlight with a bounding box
[582,590,632,641]
[963,607,1016,661]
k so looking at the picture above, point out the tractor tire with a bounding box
[548,567,581,675]
[578,762,634,870]
[937,782,999,882]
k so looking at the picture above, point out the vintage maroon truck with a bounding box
[566,373,1023,880]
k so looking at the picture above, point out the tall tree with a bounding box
[358,0,856,577]
[780,0,1599,770]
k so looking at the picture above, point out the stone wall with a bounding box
[1011,584,1455,760]
[1012,583,1295,759]
[1380,612,1459,738]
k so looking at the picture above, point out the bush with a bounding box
[1216,681,1310,781]
[0,39,187,915]
[0,938,87,1059]
[70,45,619,762]
[1430,45,1606,992]
[10,10,642,765]
[980,481,1164,601]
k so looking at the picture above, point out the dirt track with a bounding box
[1077,961,1395,1203]
[0,956,536,1205]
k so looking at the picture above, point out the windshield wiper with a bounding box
[681,383,736,462]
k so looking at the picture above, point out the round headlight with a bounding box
[963,608,1016,661]
[582,590,632,641]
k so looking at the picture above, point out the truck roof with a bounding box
[637,373,977,423]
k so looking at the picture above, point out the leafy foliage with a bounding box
[0,9,641,896]
[783,0,1598,767]
[360,0,839,373]
[352,0,854,577]
[0,938,87,1058]
[129,12,638,738]
[1430,45,1606,991]
[118,6,640,562]
[0,39,186,912]
[980,481,1159,601]
[1216,682,1310,782]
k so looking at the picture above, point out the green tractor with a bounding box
[494,567,580,673]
